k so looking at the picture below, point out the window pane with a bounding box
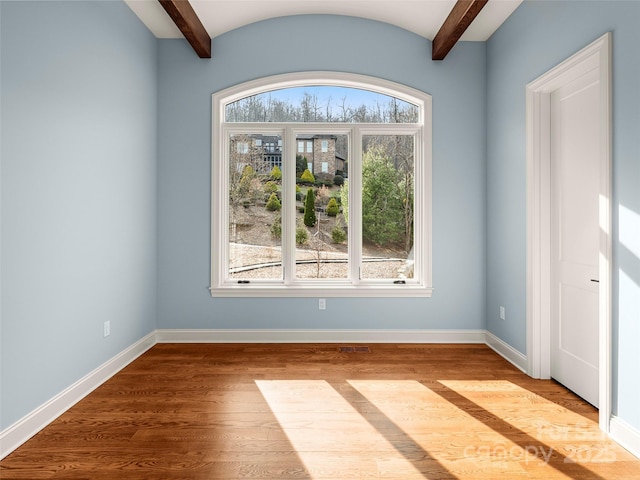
[295,134,349,279]
[225,86,418,123]
[361,135,415,280]
[228,133,283,280]
[236,142,248,154]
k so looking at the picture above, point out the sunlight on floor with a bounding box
[347,379,541,476]
[435,380,627,465]
[255,378,637,479]
[255,379,426,479]
[437,380,603,440]
[350,379,635,478]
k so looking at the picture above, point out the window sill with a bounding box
[209,284,434,298]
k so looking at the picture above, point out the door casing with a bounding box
[525,33,612,431]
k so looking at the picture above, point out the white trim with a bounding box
[215,72,428,123]
[610,416,640,459]
[208,285,435,298]
[485,331,528,373]
[155,328,486,344]
[525,33,612,432]
[0,332,156,460]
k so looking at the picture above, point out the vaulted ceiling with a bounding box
[125,0,523,59]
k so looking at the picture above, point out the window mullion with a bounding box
[283,126,296,285]
[350,126,363,285]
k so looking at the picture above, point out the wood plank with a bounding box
[158,0,211,58]
[432,0,489,60]
[1,344,639,479]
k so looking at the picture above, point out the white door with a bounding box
[549,68,600,407]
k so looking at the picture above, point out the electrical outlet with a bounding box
[499,306,506,321]
[319,298,326,310]
[104,321,111,337]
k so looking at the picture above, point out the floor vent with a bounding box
[339,346,370,353]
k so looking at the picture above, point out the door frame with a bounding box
[525,33,612,431]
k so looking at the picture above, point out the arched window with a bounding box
[211,72,432,297]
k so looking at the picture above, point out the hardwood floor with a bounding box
[2,343,639,479]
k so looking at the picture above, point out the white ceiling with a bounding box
[124,0,523,42]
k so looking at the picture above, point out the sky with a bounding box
[260,86,415,111]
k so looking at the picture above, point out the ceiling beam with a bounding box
[158,0,211,58]
[432,0,489,61]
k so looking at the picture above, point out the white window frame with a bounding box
[211,72,432,297]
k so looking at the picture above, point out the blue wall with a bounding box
[156,15,487,331]
[486,1,640,430]
[0,1,158,429]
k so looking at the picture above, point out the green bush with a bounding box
[241,165,255,178]
[300,169,315,183]
[331,225,347,244]
[333,174,345,186]
[270,165,282,180]
[326,198,339,217]
[315,179,333,188]
[296,226,308,245]
[265,192,281,211]
[303,188,316,227]
[238,167,256,197]
[263,181,278,194]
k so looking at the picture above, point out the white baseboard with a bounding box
[0,332,156,460]
[610,416,640,459]
[155,328,488,344]
[485,331,528,372]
